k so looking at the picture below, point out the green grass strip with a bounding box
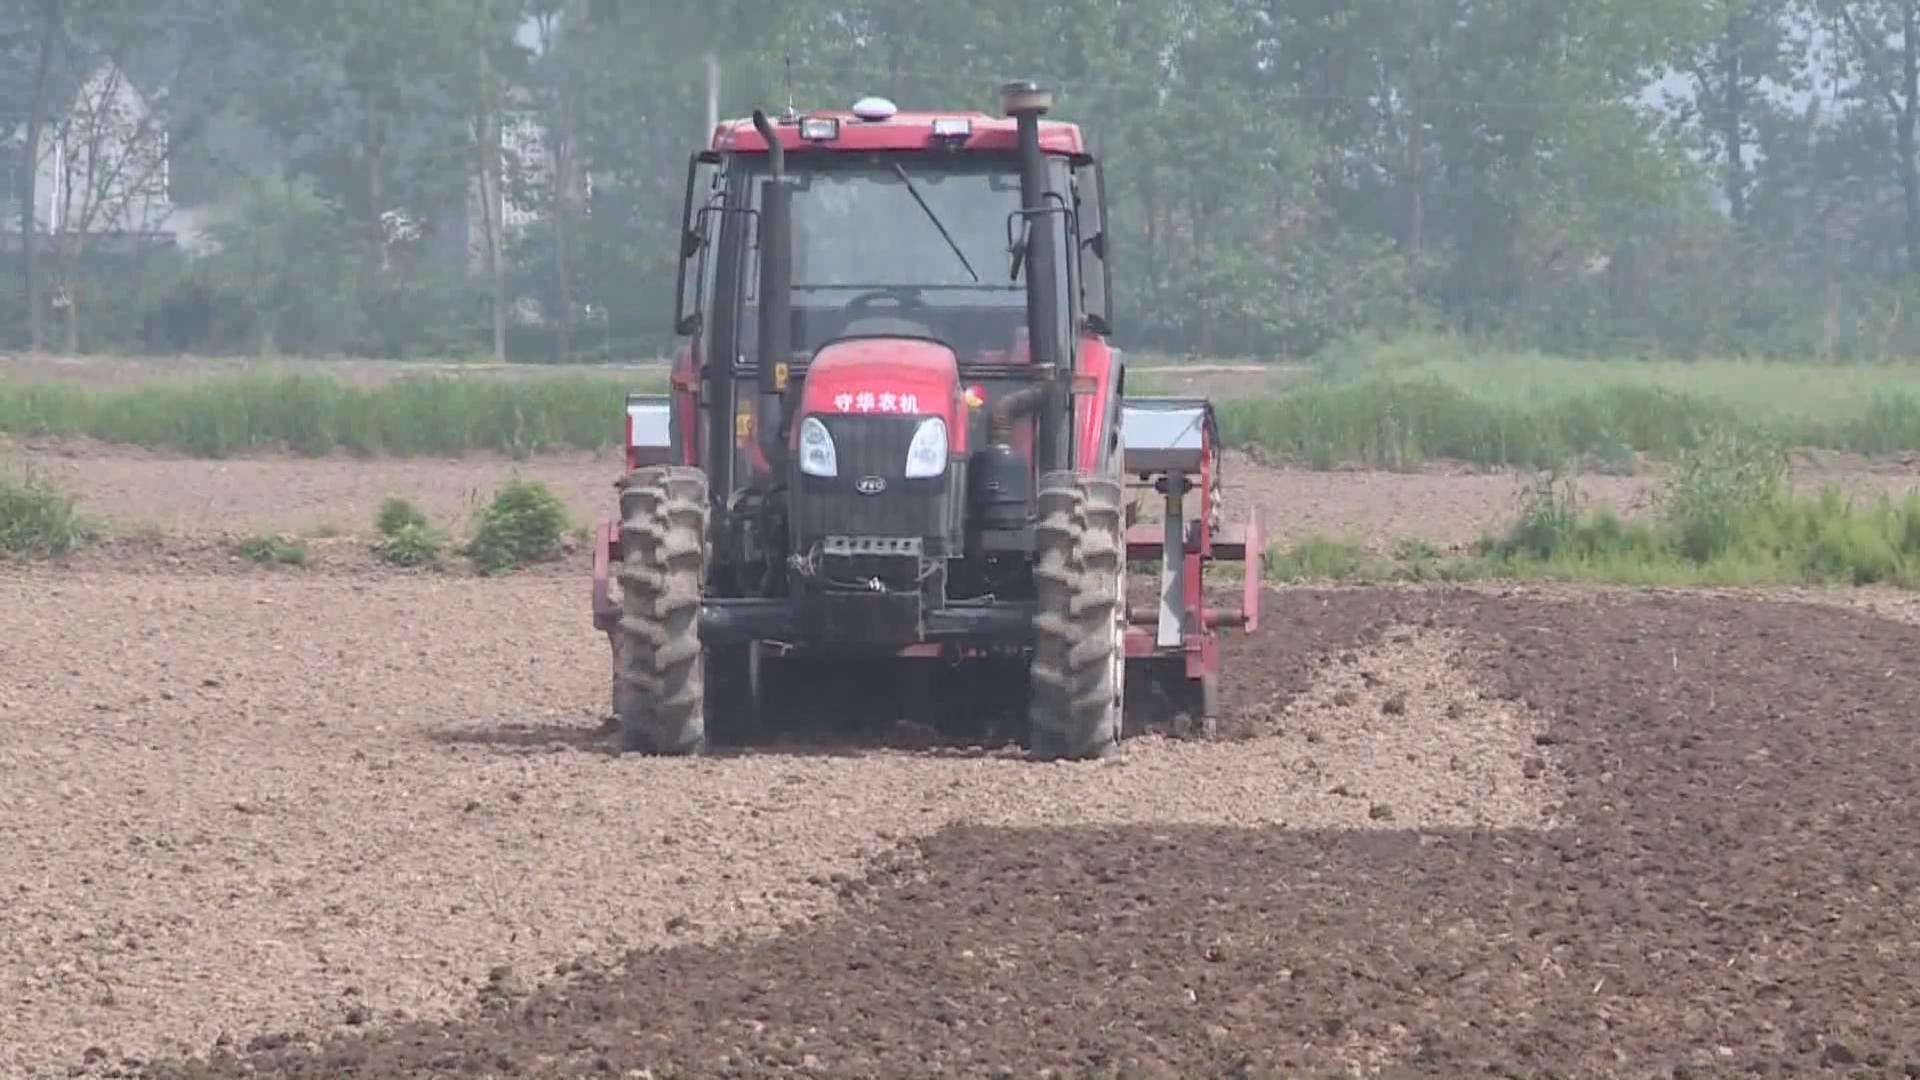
[0,372,661,458]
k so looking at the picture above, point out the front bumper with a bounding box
[701,594,1032,648]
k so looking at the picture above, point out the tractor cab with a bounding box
[667,86,1114,495]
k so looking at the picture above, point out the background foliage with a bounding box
[8,0,1920,362]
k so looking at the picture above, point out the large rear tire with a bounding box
[616,466,709,755]
[1029,471,1126,760]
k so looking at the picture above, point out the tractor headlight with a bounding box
[798,416,837,477]
[903,417,948,478]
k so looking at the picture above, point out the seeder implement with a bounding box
[1118,397,1262,730]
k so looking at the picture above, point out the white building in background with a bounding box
[15,57,174,242]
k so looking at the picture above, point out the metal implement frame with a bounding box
[1117,396,1262,681]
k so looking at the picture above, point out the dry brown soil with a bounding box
[3,568,1558,1080]
[3,436,617,541]
[6,357,1920,1078]
[9,437,1919,552]
[3,573,1918,1079]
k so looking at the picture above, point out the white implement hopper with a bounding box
[1119,397,1211,477]
[626,393,675,468]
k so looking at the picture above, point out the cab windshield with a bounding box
[724,151,1073,360]
[785,156,1022,295]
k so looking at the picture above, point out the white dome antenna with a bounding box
[851,96,898,121]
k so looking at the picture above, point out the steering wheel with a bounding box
[843,287,928,314]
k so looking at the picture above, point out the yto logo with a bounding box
[855,475,887,495]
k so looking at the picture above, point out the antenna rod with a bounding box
[705,53,718,134]
[784,52,795,119]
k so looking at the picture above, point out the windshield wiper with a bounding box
[891,161,980,283]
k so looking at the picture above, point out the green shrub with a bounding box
[1467,429,1920,587]
[1659,427,1787,562]
[373,496,446,567]
[1491,469,1586,560]
[376,496,432,538]
[0,471,99,556]
[235,534,308,567]
[377,522,447,568]
[1798,499,1902,585]
[467,477,569,574]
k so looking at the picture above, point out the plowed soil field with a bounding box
[6,410,1920,1078]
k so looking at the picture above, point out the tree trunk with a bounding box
[472,7,506,364]
[1143,167,1159,307]
[56,238,77,353]
[1904,0,1920,274]
[366,143,387,275]
[476,109,506,363]
[543,1,581,363]
[22,0,60,354]
[1721,10,1748,224]
[551,115,574,362]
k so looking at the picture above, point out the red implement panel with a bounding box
[591,519,621,643]
[1241,507,1263,632]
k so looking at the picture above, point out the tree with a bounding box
[1668,0,1806,225]
[527,3,727,352]
[203,175,361,354]
[1821,0,1920,273]
[455,0,530,362]
[19,0,1919,360]
[232,2,470,273]
[524,0,588,360]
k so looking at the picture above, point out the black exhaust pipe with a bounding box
[751,108,791,473]
[1000,80,1065,473]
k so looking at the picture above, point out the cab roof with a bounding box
[711,110,1086,156]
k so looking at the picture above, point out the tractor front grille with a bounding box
[792,415,962,550]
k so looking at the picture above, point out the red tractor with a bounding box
[590,81,1260,759]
